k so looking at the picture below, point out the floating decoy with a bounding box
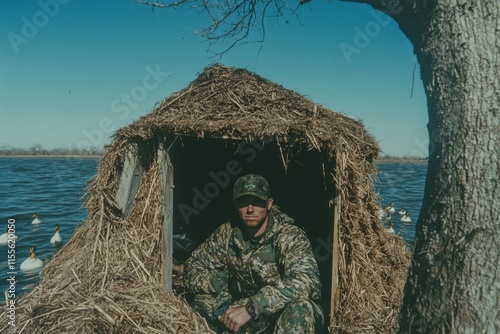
[386,221,395,234]
[401,212,411,223]
[31,213,42,225]
[20,246,44,271]
[0,228,17,245]
[50,225,63,244]
[386,202,395,214]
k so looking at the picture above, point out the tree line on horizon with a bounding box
[0,143,105,156]
[0,142,427,160]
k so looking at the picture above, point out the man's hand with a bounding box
[220,305,251,333]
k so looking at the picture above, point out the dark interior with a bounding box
[168,135,336,320]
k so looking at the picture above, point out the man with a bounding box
[183,174,325,333]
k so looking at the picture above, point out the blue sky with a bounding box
[1,0,428,157]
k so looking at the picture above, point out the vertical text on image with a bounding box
[6,218,17,326]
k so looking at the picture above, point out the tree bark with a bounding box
[357,0,500,332]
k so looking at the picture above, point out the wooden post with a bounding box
[158,140,174,292]
[330,193,341,325]
[115,145,143,218]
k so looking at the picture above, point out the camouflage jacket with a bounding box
[183,207,322,318]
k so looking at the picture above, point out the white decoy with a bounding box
[0,228,17,245]
[20,246,44,271]
[386,202,396,214]
[50,225,63,244]
[401,212,412,223]
[398,207,406,215]
[386,221,395,234]
[31,213,42,225]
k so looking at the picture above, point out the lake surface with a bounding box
[374,162,427,246]
[0,157,427,302]
[0,157,98,303]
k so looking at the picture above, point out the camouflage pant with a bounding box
[191,293,326,334]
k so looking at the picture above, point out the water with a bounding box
[374,163,428,246]
[0,157,98,302]
[0,158,427,301]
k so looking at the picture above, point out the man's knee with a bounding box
[275,299,325,333]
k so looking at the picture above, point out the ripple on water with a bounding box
[0,157,98,302]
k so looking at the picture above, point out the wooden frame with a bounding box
[158,139,174,292]
[330,193,341,324]
[115,145,143,218]
[115,140,174,292]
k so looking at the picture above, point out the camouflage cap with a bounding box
[232,174,271,201]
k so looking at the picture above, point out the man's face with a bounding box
[234,195,273,230]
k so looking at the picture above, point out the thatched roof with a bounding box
[2,64,410,333]
[114,64,378,161]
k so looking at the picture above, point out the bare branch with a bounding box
[134,0,188,9]
[135,0,304,54]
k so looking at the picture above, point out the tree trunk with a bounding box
[349,0,499,331]
[386,1,500,332]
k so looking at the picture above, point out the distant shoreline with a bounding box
[0,154,427,163]
[377,157,428,164]
[0,154,102,159]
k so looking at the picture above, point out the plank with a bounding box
[330,193,341,324]
[115,146,143,218]
[158,140,174,292]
